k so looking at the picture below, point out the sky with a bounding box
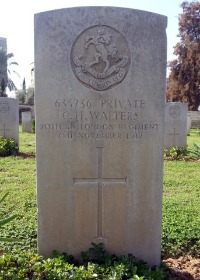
[0,0,185,89]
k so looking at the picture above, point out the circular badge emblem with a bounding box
[0,101,9,113]
[169,105,181,119]
[71,25,131,91]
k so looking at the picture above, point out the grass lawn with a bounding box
[162,160,200,257]
[162,129,200,258]
[0,127,37,254]
[0,127,199,278]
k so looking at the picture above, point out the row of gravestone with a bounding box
[0,97,190,149]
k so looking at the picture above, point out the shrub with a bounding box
[164,146,188,160]
[15,89,26,105]
[16,87,34,106]
[0,244,171,279]
[188,143,200,158]
[0,137,18,157]
[31,118,35,133]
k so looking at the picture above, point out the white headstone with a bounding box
[22,111,32,133]
[164,102,188,150]
[187,111,200,128]
[187,116,191,133]
[0,97,19,145]
[35,7,167,266]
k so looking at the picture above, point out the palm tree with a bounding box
[0,48,19,96]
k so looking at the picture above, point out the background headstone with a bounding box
[187,111,200,128]
[164,102,188,150]
[35,7,167,266]
[187,116,191,133]
[22,111,32,133]
[19,105,35,124]
[0,97,19,145]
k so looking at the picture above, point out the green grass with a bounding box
[0,127,37,253]
[18,126,36,154]
[0,127,199,278]
[162,161,200,258]
[187,128,200,149]
[162,128,200,257]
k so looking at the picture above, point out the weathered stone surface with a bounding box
[164,102,188,150]
[22,111,32,133]
[35,7,167,266]
[0,97,19,145]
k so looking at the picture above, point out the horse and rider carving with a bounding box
[84,28,118,73]
[71,25,130,90]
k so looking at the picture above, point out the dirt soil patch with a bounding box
[18,152,36,159]
[163,256,200,279]
[164,157,200,162]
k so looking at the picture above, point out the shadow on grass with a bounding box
[163,256,200,280]
[168,267,195,280]
[17,152,36,159]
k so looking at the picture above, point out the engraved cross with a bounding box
[0,124,10,138]
[73,145,127,239]
[169,127,179,146]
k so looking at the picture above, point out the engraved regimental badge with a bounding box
[169,105,181,118]
[71,25,131,91]
[0,101,9,113]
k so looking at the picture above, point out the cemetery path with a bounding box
[163,255,200,279]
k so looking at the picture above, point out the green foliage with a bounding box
[166,1,200,110]
[187,127,200,145]
[16,86,34,105]
[0,137,18,157]
[0,192,19,242]
[15,89,25,105]
[164,131,200,159]
[188,143,200,158]
[0,48,7,97]
[162,160,200,258]
[0,244,171,279]
[0,127,36,253]
[25,87,34,105]
[31,118,35,133]
[164,146,188,160]
[81,242,110,264]
[0,48,19,95]
[0,127,199,278]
